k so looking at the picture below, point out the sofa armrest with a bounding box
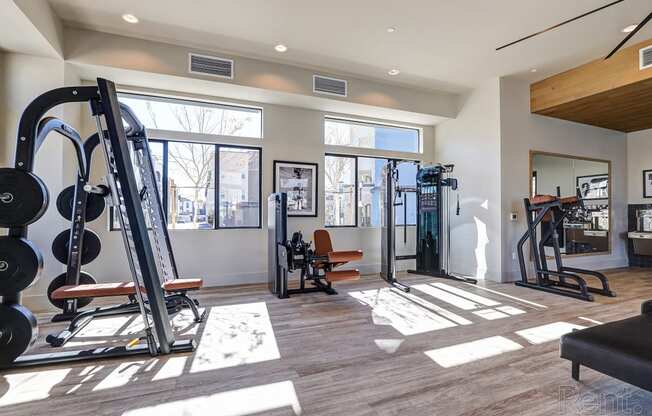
[642,300,652,315]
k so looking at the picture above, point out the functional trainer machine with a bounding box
[268,192,362,298]
[516,193,615,301]
[380,161,476,292]
[0,78,199,368]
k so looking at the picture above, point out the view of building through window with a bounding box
[219,147,260,228]
[325,118,420,153]
[325,155,356,226]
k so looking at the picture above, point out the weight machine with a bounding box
[380,160,476,292]
[0,78,196,368]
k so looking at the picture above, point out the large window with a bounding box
[119,93,262,138]
[326,154,417,228]
[325,118,420,153]
[111,141,261,230]
[325,155,356,227]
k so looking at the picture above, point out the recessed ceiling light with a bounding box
[387,27,397,33]
[530,68,537,73]
[388,69,400,76]
[622,24,638,33]
[275,44,288,53]
[122,14,139,24]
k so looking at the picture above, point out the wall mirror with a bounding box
[530,151,610,256]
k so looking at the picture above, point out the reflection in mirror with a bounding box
[530,152,610,256]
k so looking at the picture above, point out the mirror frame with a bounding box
[529,150,612,257]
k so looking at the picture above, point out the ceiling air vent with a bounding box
[188,53,234,79]
[640,45,652,70]
[313,75,347,97]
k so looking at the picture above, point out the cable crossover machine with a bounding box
[381,160,477,292]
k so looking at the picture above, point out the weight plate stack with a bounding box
[47,272,97,310]
[56,185,106,222]
[0,168,49,228]
[51,229,102,265]
[0,236,43,295]
[0,304,38,365]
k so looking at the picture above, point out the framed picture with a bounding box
[273,161,318,217]
[576,174,609,200]
[643,170,652,198]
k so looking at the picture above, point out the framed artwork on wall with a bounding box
[273,160,318,217]
[576,173,609,200]
[643,170,652,198]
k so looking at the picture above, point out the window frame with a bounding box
[324,116,422,154]
[110,140,262,231]
[325,152,420,228]
[324,154,358,228]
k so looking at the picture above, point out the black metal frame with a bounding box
[515,195,615,301]
[272,160,319,218]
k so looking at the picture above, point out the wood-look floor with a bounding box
[3,269,652,416]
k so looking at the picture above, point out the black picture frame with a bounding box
[643,170,652,198]
[576,173,609,200]
[273,160,319,217]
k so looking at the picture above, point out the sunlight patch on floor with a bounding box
[496,305,526,315]
[190,302,280,373]
[424,336,523,368]
[152,356,189,381]
[412,284,479,310]
[578,316,603,325]
[0,368,71,406]
[472,309,509,320]
[93,361,147,392]
[121,380,302,416]
[432,283,501,307]
[515,322,585,345]
[349,288,461,336]
[463,283,548,310]
[374,339,404,354]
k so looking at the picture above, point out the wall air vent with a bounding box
[313,75,347,97]
[188,53,234,79]
[640,45,652,70]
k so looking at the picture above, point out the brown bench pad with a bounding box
[325,269,360,282]
[51,279,203,300]
[327,250,363,263]
[529,195,557,205]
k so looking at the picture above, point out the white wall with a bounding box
[500,77,628,282]
[435,78,502,281]
[627,129,652,205]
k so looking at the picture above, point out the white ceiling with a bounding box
[48,0,652,93]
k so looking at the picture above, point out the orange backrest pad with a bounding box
[314,229,334,257]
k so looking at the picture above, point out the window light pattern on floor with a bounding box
[424,336,523,368]
[349,288,465,336]
[122,380,302,416]
[0,368,71,407]
[515,322,585,345]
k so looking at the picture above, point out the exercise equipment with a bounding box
[47,272,96,310]
[0,168,49,228]
[561,299,652,392]
[56,184,106,222]
[516,193,615,301]
[0,237,42,295]
[380,161,476,292]
[0,79,200,369]
[51,228,101,265]
[268,192,362,298]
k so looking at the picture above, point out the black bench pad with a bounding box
[560,314,652,392]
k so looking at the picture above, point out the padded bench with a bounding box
[50,278,203,300]
[560,300,652,392]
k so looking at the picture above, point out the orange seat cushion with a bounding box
[560,196,579,205]
[325,269,360,282]
[327,250,363,263]
[51,279,204,300]
[530,195,557,205]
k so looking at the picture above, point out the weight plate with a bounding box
[56,185,106,222]
[52,229,101,265]
[0,304,37,365]
[0,237,42,296]
[47,272,97,310]
[0,168,48,228]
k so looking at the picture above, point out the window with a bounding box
[325,118,420,153]
[326,154,418,228]
[111,140,261,230]
[218,147,261,228]
[118,93,262,138]
[325,155,356,227]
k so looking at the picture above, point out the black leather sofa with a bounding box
[560,300,652,392]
